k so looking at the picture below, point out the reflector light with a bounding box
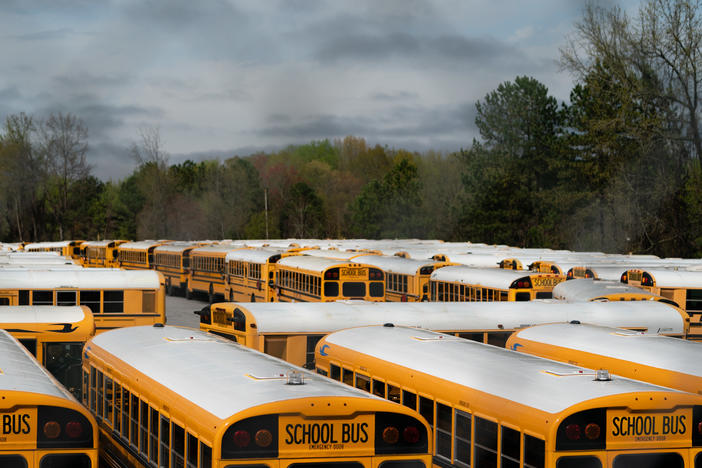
[382,426,400,444]
[233,430,251,448]
[585,423,600,440]
[403,426,420,444]
[621,274,627,282]
[43,421,61,439]
[255,429,273,447]
[65,421,83,438]
[567,271,573,278]
[565,424,581,441]
[698,421,702,435]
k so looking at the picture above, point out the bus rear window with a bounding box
[613,453,682,468]
[324,282,339,297]
[342,282,365,297]
[369,282,384,297]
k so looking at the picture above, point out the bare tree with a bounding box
[38,112,90,239]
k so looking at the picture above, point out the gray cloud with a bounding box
[371,91,419,102]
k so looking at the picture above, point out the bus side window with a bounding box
[316,368,328,377]
[454,410,471,467]
[487,332,510,348]
[140,400,148,456]
[122,389,131,441]
[149,407,159,465]
[402,390,417,410]
[172,422,185,468]
[330,364,341,381]
[199,442,212,468]
[474,417,498,468]
[130,394,139,448]
[0,297,10,305]
[186,432,198,468]
[19,290,29,305]
[436,403,452,461]
[355,373,370,392]
[501,425,520,468]
[342,367,354,386]
[372,379,386,398]
[97,371,104,421]
[388,384,401,403]
[104,290,125,313]
[524,434,545,468]
[419,396,434,427]
[160,416,170,468]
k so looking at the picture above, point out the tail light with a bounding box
[375,412,428,454]
[325,268,340,280]
[38,406,94,449]
[642,273,654,286]
[510,277,533,289]
[567,270,574,279]
[194,305,211,325]
[369,268,384,280]
[556,409,605,451]
[222,415,278,459]
[621,273,628,283]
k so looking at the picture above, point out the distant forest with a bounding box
[2,0,702,258]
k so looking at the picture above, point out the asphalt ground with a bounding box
[165,294,209,328]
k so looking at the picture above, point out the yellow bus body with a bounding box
[117,240,172,270]
[81,240,128,268]
[83,325,433,468]
[0,329,98,468]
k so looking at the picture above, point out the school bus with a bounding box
[275,255,385,302]
[509,322,702,388]
[358,255,453,302]
[117,240,171,270]
[0,252,78,266]
[552,278,679,304]
[23,240,85,260]
[80,240,128,267]
[0,305,95,399]
[83,325,432,468]
[0,269,166,332]
[317,325,702,468]
[0,328,98,468]
[188,244,245,301]
[198,299,689,369]
[430,265,565,301]
[152,241,206,296]
[224,248,288,302]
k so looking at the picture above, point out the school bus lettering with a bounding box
[284,422,368,446]
[608,409,690,447]
[2,413,31,435]
[532,277,563,288]
[340,268,368,279]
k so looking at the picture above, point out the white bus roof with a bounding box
[0,329,72,399]
[0,306,89,324]
[277,255,373,274]
[221,300,686,335]
[355,255,439,275]
[225,248,287,264]
[430,265,555,289]
[510,323,702,378]
[118,240,171,250]
[629,268,702,288]
[88,326,385,420]
[0,269,161,289]
[320,326,685,414]
[552,278,662,302]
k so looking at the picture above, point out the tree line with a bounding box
[2,0,702,257]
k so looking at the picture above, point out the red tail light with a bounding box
[565,424,580,440]
[43,421,61,439]
[233,430,251,448]
[585,423,601,440]
[382,426,400,444]
[621,273,628,282]
[38,406,93,449]
[255,429,272,447]
[557,409,605,451]
[324,268,340,280]
[65,421,83,439]
[403,426,420,443]
[375,412,428,454]
[567,271,573,278]
[222,414,278,459]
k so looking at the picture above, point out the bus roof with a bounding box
[0,305,91,324]
[300,249,376,260]
[552,278,663,302]
[430,265,558,288]
[320,326,687,414]
[118,240,171,250]
[153,241,205,253]
[82,240,126,247]
[215,300,687,335]
[277,255,371,273]
[24,241,79,249]
[628,268,702,287]
[0,269,162,289]
[190,245,245,255]
[508,322,702,378]
[355,255,441,275]
[0,329,73,399]
[88,326,386,420]
[224,248,287,263]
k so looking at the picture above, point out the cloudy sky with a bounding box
[1,0,638,180]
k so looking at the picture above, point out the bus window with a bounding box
[149,407,159,465]
[113,383,121,432]
[330,364,341,381]
[19,338,37,356]
[130,394,139,448]
[342,367,354,386]
[487,332,510,348]
[436,403,452,461]
[80,290,101,314]
[686,289,702,314]
[140,400,148,456]
[44,342,83,399]
[199,443,211,468]
[324,282,339,297]
[612,453,681,468]
[0,298,8,305]
[104,290,124,313]
[515,292,531,302]
[388,384,401,403]
[459,332,485,343]
[557,456,602,468]
[306,335,323,369]
[402,390,417,410]
[370,282,384,297]
[372,379,386,398]
[475,417,498,467]
[186,432,198,468]
[143,291,156,313]
[97,371,104,421]
[160,416,170,468]
[355,373,370,392]
[122,389,130,440]
[19,290,29,305]
[33,290,53,305]
[524,434,545,468]
[535,292,552,299]
[501,425,520,468]
[57,290,77,306]
[455,410,471,468]
[172,422,185,468]
[419,396,434,427]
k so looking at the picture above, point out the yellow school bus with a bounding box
[224,247,288,302]
[188,244,245,301]
[0,328,98,467]
[80,240,128,267]
[0,305,95,399]
[198,300,689,369]
[83,325,432,468]
[317,325,702,468]
[117,240,172,270]
[358,255,453,302]
[23,240,85,260]
[0,269,166,332]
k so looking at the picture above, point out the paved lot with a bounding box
[165,294,209,328]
